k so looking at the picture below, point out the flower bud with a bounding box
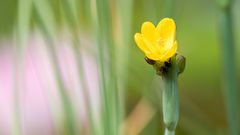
[176,54,186,75]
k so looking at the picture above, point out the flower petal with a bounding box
[142,35,165,55]
[156,18,176,50]
[134,18,178,61]
[141,22,156,41]
[146,52,161,61]
[134,33,160,60]
[134,33,151,54]
[162,40,178,61]
[156,18,176,39]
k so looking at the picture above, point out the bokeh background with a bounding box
[0,0,240,135]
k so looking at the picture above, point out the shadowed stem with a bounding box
[217,0,239,134]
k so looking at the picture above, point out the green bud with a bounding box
[176,54,186,75]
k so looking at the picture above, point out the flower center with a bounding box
[156,37,166,46]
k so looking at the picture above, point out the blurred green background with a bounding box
[0,0,240,135]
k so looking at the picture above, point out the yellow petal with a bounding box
[134,33,151,54]
[141,22,156,41]
[134,33,160,60]
[156,18,176,50]
[156,18,176,39]
[146,52,161,61]
[161,41,178,61]
[143,36,169,58]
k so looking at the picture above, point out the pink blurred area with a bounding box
[0,33,100,135]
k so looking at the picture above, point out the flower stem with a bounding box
[161,57,179,135]
[164,128,175,135]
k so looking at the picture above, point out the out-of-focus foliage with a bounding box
[0,0,240,134]
[0,0,17,37]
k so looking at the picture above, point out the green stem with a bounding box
[164,128,175,135]
[217,0,239,135]
[161,58,179,135]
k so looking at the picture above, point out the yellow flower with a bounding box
[134,18,178,62]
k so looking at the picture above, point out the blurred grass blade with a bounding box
[61,0,78,29]
[32,0,56,42]
[78,0,91,25]
[14,0,32,134]
[60,0,101,134]
[16,0,32,48]
[95,0,119,134]
[115,0,133,132]
[32,0,76,134]
[217,0,239,135]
